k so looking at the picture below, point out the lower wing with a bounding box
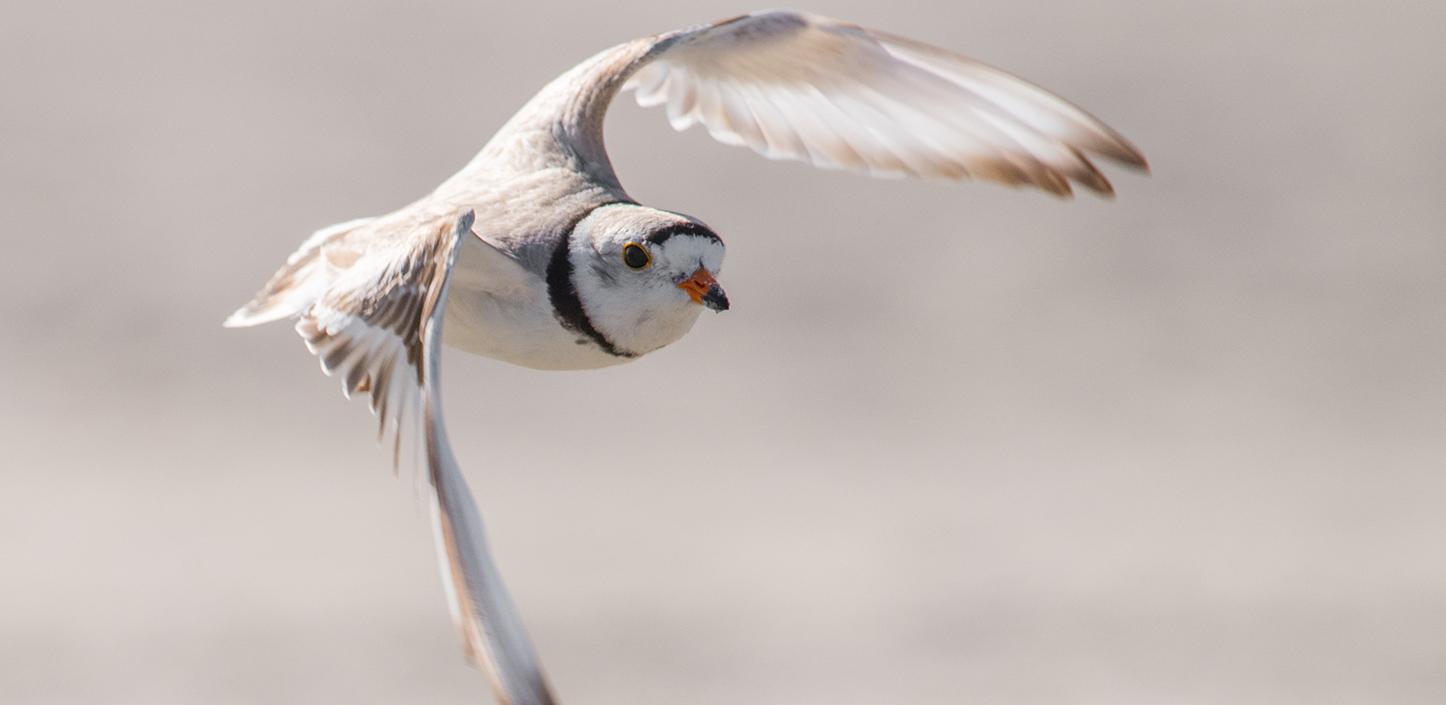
[292,211,557,705]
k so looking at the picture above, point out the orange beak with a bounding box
[676,267,729,312]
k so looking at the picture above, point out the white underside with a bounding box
[442,269,634,372]
[433,231,627,370]
[445,293,634,371]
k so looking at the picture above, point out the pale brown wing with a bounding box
[625,10,1146,197]
[296,211,557,705]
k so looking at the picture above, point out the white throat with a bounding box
[568,236,709,356]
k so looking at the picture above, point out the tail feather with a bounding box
[224,217,375,328]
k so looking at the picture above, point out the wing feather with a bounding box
[293,212,557,705]
[623,10,1146,197]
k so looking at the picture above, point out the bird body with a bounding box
[444,203,719,369]
[225,10,1146,704]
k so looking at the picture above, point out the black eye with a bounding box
[622,242,651,269]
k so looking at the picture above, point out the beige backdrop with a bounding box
[4,1,1444,704]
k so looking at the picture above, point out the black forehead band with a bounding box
[645,222,723,246]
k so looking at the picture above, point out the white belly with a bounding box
[442,277,635,371]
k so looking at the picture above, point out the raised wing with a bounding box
[295,212,556,705]
[624,10,1146,197]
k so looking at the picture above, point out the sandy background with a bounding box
[3,1,1444,703]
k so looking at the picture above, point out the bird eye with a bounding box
[622,242,651,269]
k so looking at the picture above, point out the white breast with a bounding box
[441,254,634,372]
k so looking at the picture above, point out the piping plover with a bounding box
[226,10,1146,704]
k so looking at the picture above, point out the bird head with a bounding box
[568,204,727,356]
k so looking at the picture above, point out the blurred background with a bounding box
[3,1,1444,703]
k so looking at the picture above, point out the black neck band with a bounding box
[546,206,635,359]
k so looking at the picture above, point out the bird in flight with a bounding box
[226,10,1146,704]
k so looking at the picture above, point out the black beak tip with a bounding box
[703,285,729,312]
